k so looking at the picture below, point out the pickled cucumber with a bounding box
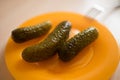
[22,21,71,62]
[58,27,98,62]
[12,21,52,43]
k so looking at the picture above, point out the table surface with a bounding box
[0,0,120,80]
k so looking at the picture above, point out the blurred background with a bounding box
[0,0,120,80]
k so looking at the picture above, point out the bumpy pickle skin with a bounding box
[58,27,99,62]
[22,21,71,62]
[12,21,52,43]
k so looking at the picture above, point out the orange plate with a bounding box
[5,12,119,80]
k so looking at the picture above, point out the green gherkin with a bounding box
[58,27,99,62]
[12,21,52,43]
[22,21,71,62]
